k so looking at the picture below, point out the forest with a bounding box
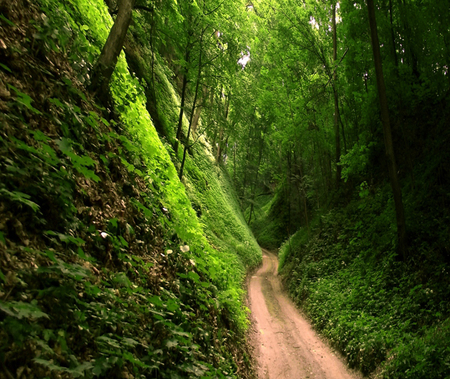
[0,0,449,378]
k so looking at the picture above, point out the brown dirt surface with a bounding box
[248,249,364,379]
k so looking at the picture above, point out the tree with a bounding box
[366,0,407,259]
[179,27,206,180]
[90,0,136,102]
[332,1,341,187]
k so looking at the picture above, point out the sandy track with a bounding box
[248,250,362,379]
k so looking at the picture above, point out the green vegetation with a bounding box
[278,184,450,377]
[1,0,449,377]
[228,0,450,378]
[0,0,260,377]
[247,194,287,250]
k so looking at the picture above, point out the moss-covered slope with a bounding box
[0,0,261,377]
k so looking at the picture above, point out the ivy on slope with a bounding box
[184,142,261,269]
[0,0,258,378]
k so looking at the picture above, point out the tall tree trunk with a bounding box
[123,40,165,136]
[216,127,224,163]
[297,152,310,235]
[388,0,399,68]
[367,0,408,259]
[233,141,237,185]
[175,46,190,154]
[90,0,136,102]
[339,110,348,153]
[191,86,208,137]
[191,106,202,136]
[241,124,254,206]
[247,130,264,225]
[179,34,203,180]
[215,95,230,163]
[332,1,341,187]
[397,0,419,79]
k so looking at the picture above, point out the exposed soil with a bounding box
[248,249,363,379]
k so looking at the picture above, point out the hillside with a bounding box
[0,0,261,378]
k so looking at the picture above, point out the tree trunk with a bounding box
[191,104,202,136]
[216,127,224,163]
[332,1,341,187]
[248,130,264,225]
[179,32,204,180]
[388,0,399,68]
[367,0,408,259]
[90,0,136,102]
[297,152,310,235]
[215,94,230,163]
[123,40,165,136]
[175,46,190,155]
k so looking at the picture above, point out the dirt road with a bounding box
[248,250,362,379]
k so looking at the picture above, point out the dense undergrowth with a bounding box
[278,181,450,378]
[0,0,261,378]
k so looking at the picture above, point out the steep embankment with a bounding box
[277,190,450,378]
[0,0,261,377]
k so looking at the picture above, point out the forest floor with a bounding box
[248,249,363,379]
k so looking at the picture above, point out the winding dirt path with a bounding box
[248,250,362,379]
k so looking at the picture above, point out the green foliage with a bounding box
[0,0,259,377]
[279,191,450,377]
[7,85,42,114]
[250,194,287,250]
[184,143,261,269]
[382,318,450,379]
[339,141,375,183]
[0,189,40,212]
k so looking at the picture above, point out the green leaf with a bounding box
[34,339,55,355]
[69,362,94,378]
[56,138,100,182]
[0,189,40,212]
[7,84,42,114]
[112,272,132,287]
[34,358,67,373]
[0,300,49,320]
[148,295,164,307]
[109,218,118,228]
[118,236,128,247]
[188,271,200,283]
[0,63,12,73]
[97,335,121,349]
[44,231,85,246]
[0,13,15,27]
[37,259,90,280]
[45,249,58,263]
[123,337,139,347]
[30,130,50,142]
[48,97,66,109]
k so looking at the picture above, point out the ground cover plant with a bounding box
[0,0,261,377]
[278,185,450,378]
